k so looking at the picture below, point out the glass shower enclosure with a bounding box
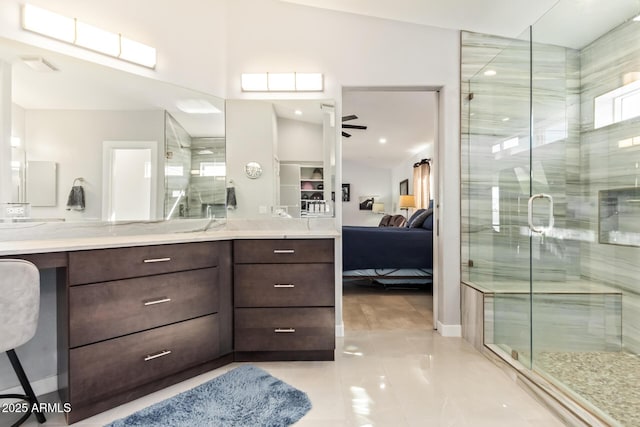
[462,1,640,425]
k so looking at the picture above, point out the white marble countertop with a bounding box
[0,218,339,256]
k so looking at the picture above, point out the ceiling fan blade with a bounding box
[342,124,367,130]
[342,131,352,138]
[342,115,358,122]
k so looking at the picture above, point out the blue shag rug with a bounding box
[104,365,312,427]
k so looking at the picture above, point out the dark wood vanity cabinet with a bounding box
[59,241,232,424]
[233,239,335,361]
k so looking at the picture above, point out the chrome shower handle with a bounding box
[528,193,554,233]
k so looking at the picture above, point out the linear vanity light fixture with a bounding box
[241,72,324,92]
[22,4,157,69]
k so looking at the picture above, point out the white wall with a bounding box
[226,100,277,218]
[342,159,392,226]
[25,110,165,220]
[277,117,323,162]
[224,0,461,332]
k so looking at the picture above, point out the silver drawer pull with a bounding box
[274,284,295,288]
[143,257,171,263]
[273,249,295,254]
[144,350,171,361]
[274,328,296,333]
[143,297,172,306]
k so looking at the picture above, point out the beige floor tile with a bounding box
[13,284,563,427]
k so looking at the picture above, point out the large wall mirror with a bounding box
[0,37,225,223]
[225,99,336,219]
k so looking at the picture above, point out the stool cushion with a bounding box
[0,260,40,352]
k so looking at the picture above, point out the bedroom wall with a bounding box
[342,159,392,226]
[390,145,435,215]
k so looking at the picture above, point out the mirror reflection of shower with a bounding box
[164,112,226,220]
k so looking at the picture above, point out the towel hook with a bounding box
[73,177,84,186]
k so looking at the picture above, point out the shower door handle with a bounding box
[528,194,554,233]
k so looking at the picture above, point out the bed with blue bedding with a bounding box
[342,209,434,285]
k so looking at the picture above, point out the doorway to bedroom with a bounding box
[340,87,438,332]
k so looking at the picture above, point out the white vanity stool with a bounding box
[0,259,46,426]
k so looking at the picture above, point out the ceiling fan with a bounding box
[342,114,367,138]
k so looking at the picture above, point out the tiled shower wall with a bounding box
[462,21,640,354]
[460,31,581,287]
[579,20,640,353]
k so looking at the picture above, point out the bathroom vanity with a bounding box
[0,226,336,424]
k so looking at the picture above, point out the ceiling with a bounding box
[279,0,560,39]
[342,90,436,169]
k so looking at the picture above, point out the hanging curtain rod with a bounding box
[413,158,431,168]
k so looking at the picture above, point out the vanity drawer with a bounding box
[69,241,221,285]
[233,239,334,264]
[235,307,334,352]
[235,264,334,307]
[69,314,219,406]
[69,268,219,347]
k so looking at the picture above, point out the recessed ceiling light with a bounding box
[379,138,387,144]
[484,69,497,76]
[21,56,57,72]
[502,117,510,121]
[294,109,303,116]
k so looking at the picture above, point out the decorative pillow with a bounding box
[406,209,430,228]
[421,209,434,230]
[405,209,425,227]
[378,214,392,227]
[389,214,407,227]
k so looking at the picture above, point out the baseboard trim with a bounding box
[0,375,58,397]
[437,321,462,337]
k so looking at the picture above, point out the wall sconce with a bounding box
[22,4,157,69]
[241,72,323,92]
[399,195,416,219]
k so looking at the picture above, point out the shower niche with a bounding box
[599,187,640,247]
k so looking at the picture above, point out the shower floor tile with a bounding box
[536,351,640,426]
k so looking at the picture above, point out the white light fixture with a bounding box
[502,117,510,121]
[379,138,387,144]
[634,14,640,21]
[176,99,221,114]
[241,73,268,91]
[294,109,303,116]
[119,36,156,68]
[268,73,295,91]
[21,4,156,69]
[11,136,21,147]
[295,73,323,91]
[241,72,324,92]
[75,21,120,56]
[484,69,497,76]
[21,56,58,72]
[22,4,75,43]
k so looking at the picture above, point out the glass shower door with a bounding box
[464,29,534,367]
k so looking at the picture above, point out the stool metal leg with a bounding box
[6,350,46,424]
